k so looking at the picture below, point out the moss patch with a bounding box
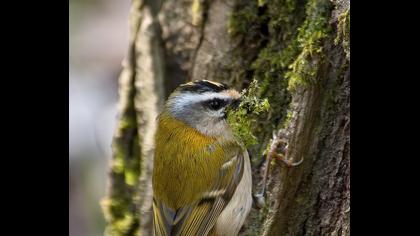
[335,8,350,60]
[286,0,332,92]
[226,0,333,234]
[227,0,310,165]
[227,80,270,148]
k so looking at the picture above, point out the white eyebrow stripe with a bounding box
[171,92,232,108]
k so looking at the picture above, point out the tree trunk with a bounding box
[102,0,350,235]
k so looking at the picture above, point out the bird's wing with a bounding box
[153,147,246,236]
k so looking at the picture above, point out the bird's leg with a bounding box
[253,131,304,208]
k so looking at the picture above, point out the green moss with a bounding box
[280,110,293,129]
[227,80,270,148]
[228,1,261,37]
[125,135,141,187]
[119,116,135,130]
[102,198,138,236]
[335,8,350,60]
[226,0,334,234]
[286,0,332,92]
[124,170,138,186]
[113,212,135,234]
[112,154,125,174]
[227,6,306,235]
[240,0,306,161]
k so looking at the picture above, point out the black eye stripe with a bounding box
[204,98,227,110]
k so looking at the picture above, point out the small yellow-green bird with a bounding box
[152,80,252,236]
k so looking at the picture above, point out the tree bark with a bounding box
[101,0,165,235]
[102,0,350,235]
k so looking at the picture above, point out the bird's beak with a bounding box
[222,98,241,120]
[230,98,241,111]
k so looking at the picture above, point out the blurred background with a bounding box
[69,0,130,235]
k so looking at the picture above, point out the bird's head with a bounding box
[164,80,241,137]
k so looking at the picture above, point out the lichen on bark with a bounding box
[335,8,350,60]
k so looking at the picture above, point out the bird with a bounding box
[152,80,252,236]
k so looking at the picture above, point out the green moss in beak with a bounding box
[227,80,270,147]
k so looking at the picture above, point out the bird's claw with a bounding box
[257,130,304,205]
[274,152,304,167]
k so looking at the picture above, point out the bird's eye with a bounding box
[207,99,224,110]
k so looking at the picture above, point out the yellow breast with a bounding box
[152,113,230,209]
